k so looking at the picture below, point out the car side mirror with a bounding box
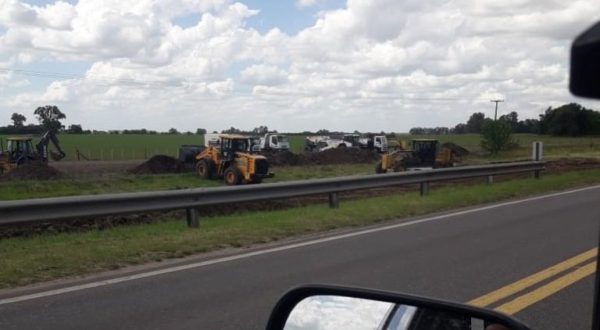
[266,285,530,330]
[570,21,600,98]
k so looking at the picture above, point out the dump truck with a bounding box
[375,139,460,173]
[195,134,274,185]
[0,130,66,174]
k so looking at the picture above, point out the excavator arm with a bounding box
[36,131,66,161]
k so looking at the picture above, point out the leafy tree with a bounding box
[34,105,66,132]
[452,123,468,134]
[480,119,517,155]
[168,128,179,134]
[222,127,241,134]
[252,126,269,135]
[466,112,485,133]
[539,103,600,136]
[499,111,519,131]
[196,128,207,135]
[66,124,83,134]
[11,113,26,127]
[515,119,540,134]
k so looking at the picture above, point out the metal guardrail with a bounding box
[0,161,545,227]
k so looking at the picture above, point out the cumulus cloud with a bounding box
[240,64,287,86]
[0,0,599,132]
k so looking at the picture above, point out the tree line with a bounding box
[410,103,600,136]
[4,103,600,137]
[1,106,210,135]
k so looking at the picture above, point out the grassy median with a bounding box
[2,169,600,289]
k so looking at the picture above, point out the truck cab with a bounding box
[259,134,290,151]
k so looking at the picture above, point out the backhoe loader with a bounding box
[0,130,66,174]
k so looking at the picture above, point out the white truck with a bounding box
[259,133,290,152]
[343,134,388,153]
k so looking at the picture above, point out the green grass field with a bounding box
[0,134,205,161]
[2,133,600,161]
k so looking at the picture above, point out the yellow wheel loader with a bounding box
[195,134,274,185]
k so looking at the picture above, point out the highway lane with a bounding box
[1,186,599,329]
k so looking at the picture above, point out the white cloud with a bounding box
[240,64,287,86]
[0,0,599,132]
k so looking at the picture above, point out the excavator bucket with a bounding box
[50,150,66,161]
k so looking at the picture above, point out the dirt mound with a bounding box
[0,163,62,181]
[129,155,184,174]
[303,148,380,165]
[260,150,303,166]
[442,142,470,157]
[263,148,380,166]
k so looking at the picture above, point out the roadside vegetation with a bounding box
[2,168,600,289]
[0,164,373,201]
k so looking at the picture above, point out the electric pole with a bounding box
[491,99,504,120]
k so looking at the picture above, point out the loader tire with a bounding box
[196,159,212,179]
[375,161,386,174]
[224,166,241,185]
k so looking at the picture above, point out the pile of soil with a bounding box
[262,148,380,167]
[442,142,470,157]
[129,155,185,174]
[302,148,380,165]
[0,163,62,181]
[260,150,303,166]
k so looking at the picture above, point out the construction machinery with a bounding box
[343,134,388,153]
[258,133,290,152]
[375,139,459,173]
[0,130,66,174]
[304,136,352,152]
[195,134,274,185]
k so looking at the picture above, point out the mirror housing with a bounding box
[266,285,530,330]
[570,21,600,98]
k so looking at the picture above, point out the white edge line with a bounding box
[2,184,599,305]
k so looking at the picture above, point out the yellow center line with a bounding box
[469,248,597,307]
[496,261,597,315]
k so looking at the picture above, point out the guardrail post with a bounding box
[487,175,494,184]
[186,208,200,228]
[420,182,429,196]
[328,192,339,208]
[532,141,543,179]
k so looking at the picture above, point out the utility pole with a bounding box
[491,99,504,120]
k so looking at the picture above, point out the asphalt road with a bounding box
[1,186,599,329]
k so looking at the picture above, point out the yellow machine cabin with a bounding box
[195,134,274,185]
[376,139,458,173]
